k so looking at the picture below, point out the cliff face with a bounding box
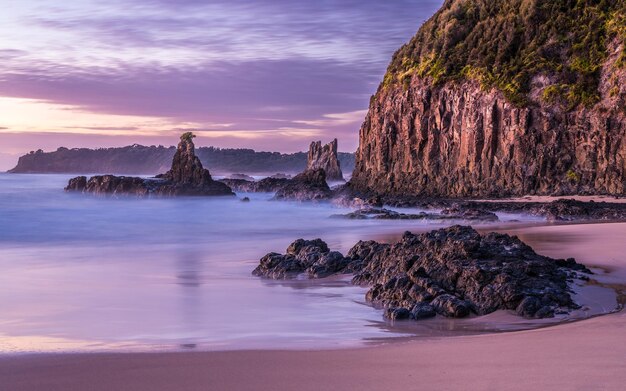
[307,139,344,181]
[352,0,626,197]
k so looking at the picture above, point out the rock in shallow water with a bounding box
[253,225,591,321]
[331,207,499,222]
[65,132,234,197]
[273,169,332,201]
[252,238,355,279]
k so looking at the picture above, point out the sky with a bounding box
[0,0,442,169]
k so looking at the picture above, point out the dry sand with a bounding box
[2,222,625,391]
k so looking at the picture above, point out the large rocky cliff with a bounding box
[352,0,626,197]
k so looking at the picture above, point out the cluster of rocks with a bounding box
[253,239,361,279]
[219,169,332,201]
[442,199,626,222]
[65,133,234,197]
[337,184,626,222]
[332,206,498,222]
[253,226,591,321]
[217,139,345,201]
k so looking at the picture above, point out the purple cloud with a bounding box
[0,59,378,127]
[0,0,443,153]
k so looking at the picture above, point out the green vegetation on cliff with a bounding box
[384,0,626,108]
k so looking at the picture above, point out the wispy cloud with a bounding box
[64,126,139,131]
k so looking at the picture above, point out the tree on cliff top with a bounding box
[383,0,626,108]
[180,132,196,142]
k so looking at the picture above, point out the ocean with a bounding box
[0,173,609,353]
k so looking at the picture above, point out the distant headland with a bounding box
[8,143,355,176]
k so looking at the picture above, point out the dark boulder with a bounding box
[410,303,437,320]
[252,238,351,279]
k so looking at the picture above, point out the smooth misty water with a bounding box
[0,174,609,353]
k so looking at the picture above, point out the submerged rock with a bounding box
[532,199,626,221]
[273,169,332,201]
[253,226,591,321]
[332,208,431,220]
[307,139,344,181]
[228,173,255,181]
[332,207,499,222]
[440,205,499,222]
[65,133,234,197]
[219,177,290,193]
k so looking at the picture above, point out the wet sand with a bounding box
[2,222,625,391]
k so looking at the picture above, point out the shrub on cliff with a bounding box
[384,0,626,108]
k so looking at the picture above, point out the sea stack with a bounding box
[154,132,234,196]
[350,0,626,198]
[307,139,344,181]
[65,132,234,197]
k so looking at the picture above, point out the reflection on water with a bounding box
[0,174,615,353]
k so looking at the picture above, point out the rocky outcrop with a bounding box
[351,1,626,198]
[253,226,591,321]
[65,133,234,197]
[307,139,344,181]
[273,169,332,201]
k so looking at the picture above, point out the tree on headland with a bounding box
[181,132,196,142]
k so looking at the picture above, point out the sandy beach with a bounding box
[2,221,625,391]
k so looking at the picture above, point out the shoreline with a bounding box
[2,221,626,390]
[2,312,624,391]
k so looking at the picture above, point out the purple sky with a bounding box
[0,0,442,169]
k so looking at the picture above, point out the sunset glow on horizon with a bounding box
[0,0,442,169]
